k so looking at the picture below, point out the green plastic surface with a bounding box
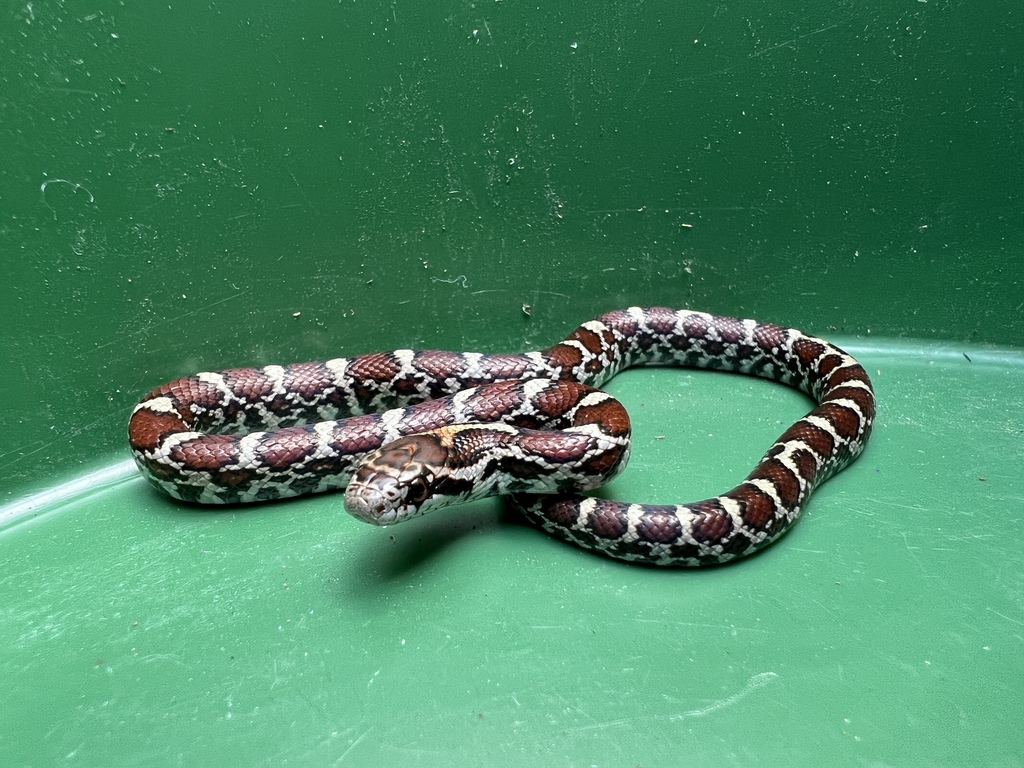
[2,1,1022,765]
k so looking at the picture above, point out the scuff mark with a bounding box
[668,671,778,721]
[40,178,95,220]
[430,274,469,288]
[335,727,373,765]
[567,671,778,732]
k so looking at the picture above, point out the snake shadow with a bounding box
[341,500,513,584]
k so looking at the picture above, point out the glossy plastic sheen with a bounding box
[1,0,1022,765]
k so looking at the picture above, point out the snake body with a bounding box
[128,307,875,566]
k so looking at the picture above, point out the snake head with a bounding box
[344,432,455,525]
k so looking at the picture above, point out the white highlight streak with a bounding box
[0,460,138,527]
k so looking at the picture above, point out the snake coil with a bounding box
[129,308,875,566]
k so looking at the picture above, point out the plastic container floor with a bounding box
[2,340,1021,766]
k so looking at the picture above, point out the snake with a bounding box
[128,307,875,566]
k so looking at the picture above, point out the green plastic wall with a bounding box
[2,1,1022,765]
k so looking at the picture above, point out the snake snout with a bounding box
[344,480,398,525]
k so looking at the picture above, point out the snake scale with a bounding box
[128,307,875,566]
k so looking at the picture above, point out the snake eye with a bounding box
[407,475,431,504]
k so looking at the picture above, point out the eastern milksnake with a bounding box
[128,307,875,566]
